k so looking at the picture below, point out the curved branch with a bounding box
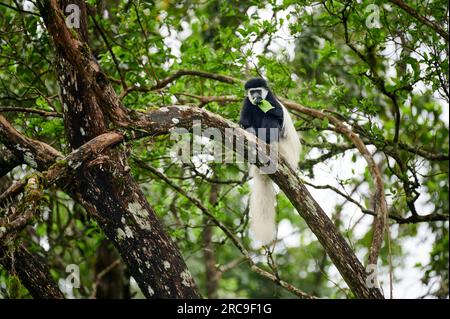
[0,114,62,170]
[0,244,65,299]
[153,69,241,90]
[174,93,240,108]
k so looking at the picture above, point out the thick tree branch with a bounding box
[0,244,64,299]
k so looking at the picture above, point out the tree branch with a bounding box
[174,93,240,108]
[154,70,241,90]
[37,0,202,298]
[388,0,449,42]
[119,70,243,100]
[280,98,388,267]
[0,176,43,240]
[0,106,61,117]
[0,114,62,170]
[89,12,127,90]
[0,244,65,299]
[304,181,448,224]
[0,2,40,16]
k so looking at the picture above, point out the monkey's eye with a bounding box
[247,87,268,100]
[248,88,262,95]
[248,88,265,96]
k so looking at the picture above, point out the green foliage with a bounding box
[0,0,448,299]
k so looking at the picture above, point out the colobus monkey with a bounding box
[239,78,301,245]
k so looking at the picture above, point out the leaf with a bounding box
[257,100,275,113]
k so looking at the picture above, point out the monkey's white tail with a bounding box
[248,104,301,246]
[249,165,276,245]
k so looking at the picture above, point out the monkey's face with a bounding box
[247,87,268,105]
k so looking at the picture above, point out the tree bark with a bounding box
[0,244,64,299]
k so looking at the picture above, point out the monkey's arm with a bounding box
[238,103,254,129]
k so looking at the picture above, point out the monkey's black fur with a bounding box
[239,78,284,143]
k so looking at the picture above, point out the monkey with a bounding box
[239,78,301,245]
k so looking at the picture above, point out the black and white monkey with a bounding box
[239,78,301,245]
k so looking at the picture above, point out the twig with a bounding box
[0,2,40,16]
[0,106,61,117]
[89,13,127,90]
[173,93,240,108]
[90,259,121,299]
[388,0,449,42]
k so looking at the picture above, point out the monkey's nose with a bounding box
[254,96,262,104]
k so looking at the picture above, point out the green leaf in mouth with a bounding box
[257,100,275,113]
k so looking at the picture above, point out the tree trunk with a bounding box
[37,0,201,299]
